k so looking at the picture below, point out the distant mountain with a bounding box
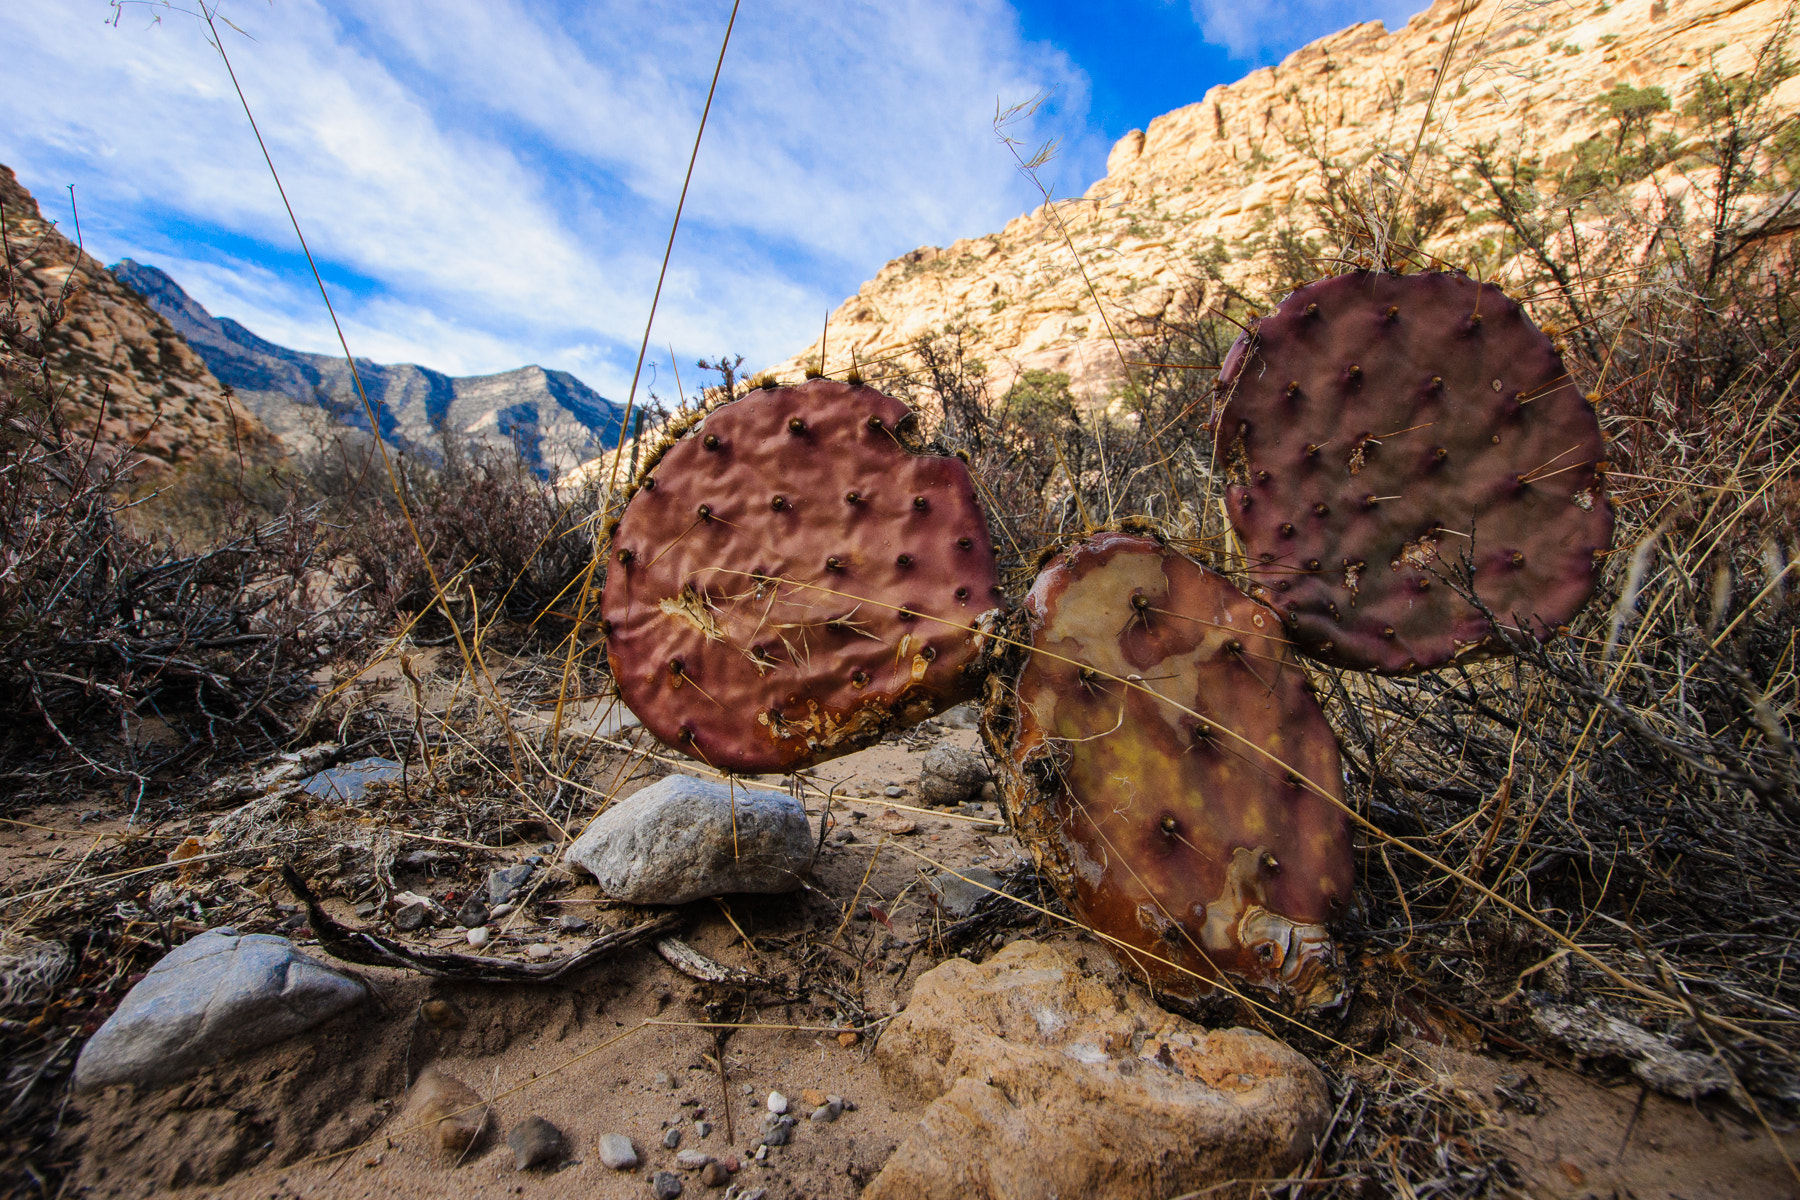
[111,260,623,478]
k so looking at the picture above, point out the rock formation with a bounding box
[0,166,274,473]
[765,0,1799,399]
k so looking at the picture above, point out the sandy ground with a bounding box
[9,716,1796,1199]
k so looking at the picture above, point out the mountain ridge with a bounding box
[112,260,624,478]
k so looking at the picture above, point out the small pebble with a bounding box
[526,943,553,961]
[466,926,490,949]
[557,914,590,933]
[660,1071,679,1089]
[695,1120,712,1138]
[491,902,516,919]
[766,1091,788,1115]
[507,1115,566,1170]
[800,1088,828,1107]
[884,785,905,798]
[739,1083,754,1096]
[676,1149,712,1169]
[392,902,428,932]
[456,895,490,928]
[663,1127,682,1149]
[828,1094,854,1112]
[837,1031,860,1047]
[651,1170,684,1199]
[737,1190,766,1200]
[761,1123,791,1148]
[809,1105,836,1123]
[753,1145,768,1162]
[419,999,464,1029]
[700,1160,730,1188]
[596,1133,638,1170]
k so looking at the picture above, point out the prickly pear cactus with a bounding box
[1217,270,1613,674]
[988,532,1353,1008]
[602,379,1004,774]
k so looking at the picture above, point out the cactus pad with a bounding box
[1217,270,1612,673]
[602,380,1004,774]
[992,532,1352,1007]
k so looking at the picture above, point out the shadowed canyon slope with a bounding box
[767,0,1800,398]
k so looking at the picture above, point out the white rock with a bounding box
[73,927,364,1091]
[767,1090,789,1115]
[466,927,490,949]
[596,1132,638,1170]
[564,775,813,904]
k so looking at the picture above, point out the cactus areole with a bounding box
[1218,270,1613,673]
[602,380,1004,774]
[998,533,1352,1007]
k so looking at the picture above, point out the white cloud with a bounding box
[3,0,1102,400]
[1189,0,1427,62]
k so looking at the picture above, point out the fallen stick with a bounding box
[280,863,678,983]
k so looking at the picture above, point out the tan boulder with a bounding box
[865,939,1328,1200]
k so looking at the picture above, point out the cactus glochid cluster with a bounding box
[601,271,1612,1009]
[1217,271,1613,673]
[601,379,1003,775]
[992,532,1353,1006]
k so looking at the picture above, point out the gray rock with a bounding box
[455,894,490,928]
[695,1119,712,1137]
[925,867,1006,919]
[652,1170,684,1199]
[565,775,813,904]
[761,1123,791,1147]
[557,914,590,933]
[883,785,905,799]
[917,746,991,806]
[676,1148,713,1168]
[596,1133,638,1170]
[936,702,981,730]
[74,927,365,1091]
[663,1126,682,1149]
[299,756,401,802]
[508,1115,566,1170]
[392,902,429,932]
[487,862,536,907]
[810,1104,837,1123]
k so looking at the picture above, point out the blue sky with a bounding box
[5,0,1420,402]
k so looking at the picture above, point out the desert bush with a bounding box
[0,223,349,790]
[334,431,601,634]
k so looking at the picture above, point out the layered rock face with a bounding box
[113,260,624,478]
[0,166,274,472]
[766,0,1799,398]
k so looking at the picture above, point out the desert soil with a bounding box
[6,717,1794,1199]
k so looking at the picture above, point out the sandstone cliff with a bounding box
[767,0,1799,398]
[0,165,274,472]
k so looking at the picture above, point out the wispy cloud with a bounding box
[5,0,1102,397]
[1189,0,1426,62]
